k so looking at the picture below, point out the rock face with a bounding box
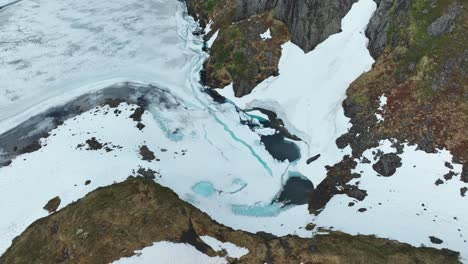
[234,0,277,21]
[235,0,357,52]
[0,177,461,264]
[274,0,357,52]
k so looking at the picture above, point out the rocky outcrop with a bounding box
[275,0,357,52]
[235,0,357,53]
[204,12,289,96]
[372,153,402,176]
[0,177,461,264]
[366,0,412,59]
[427,2,464,37]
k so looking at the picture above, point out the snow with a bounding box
[207,30,219,49]
[200,235,249,259]
[0,96,314,253]
[314,140,468,261]
[217,0,377,186]
[378,94,388,110]
[260,28,271,40]
[375,94,387,123]
[111,242,226,264]
[0,0,196,130]
[205,20,214,34]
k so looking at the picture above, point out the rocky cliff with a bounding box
[275,0,357,52]
[345,0,466,165]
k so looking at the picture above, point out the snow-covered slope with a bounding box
[315,141,467,259]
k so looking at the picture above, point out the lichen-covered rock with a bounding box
[427,2,464,37]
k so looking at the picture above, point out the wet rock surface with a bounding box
[0,177,460,264]
[306,154,321,164]
[366,0,412,58]
[460,187,467,197]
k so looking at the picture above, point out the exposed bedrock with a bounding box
[366,0,413,58]
[274,0,357,53]
[234,0,278,20]
[234,0,358,53]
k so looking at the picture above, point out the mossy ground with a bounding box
[206,12,289,96]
